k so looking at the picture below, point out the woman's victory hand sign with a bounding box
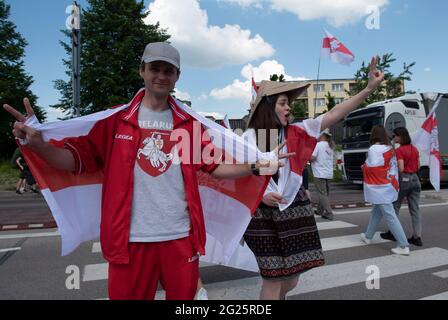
[366,56,385,93]
[256,140,296,175]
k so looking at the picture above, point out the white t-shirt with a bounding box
[129,106,190,242]
[311,141,334,179]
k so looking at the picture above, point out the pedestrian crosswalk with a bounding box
[420,291,448,300]
[79,207,448,300]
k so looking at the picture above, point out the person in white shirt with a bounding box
[311,130,335,220]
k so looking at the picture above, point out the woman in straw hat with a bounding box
[242,57,384,300]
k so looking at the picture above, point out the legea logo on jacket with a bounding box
[137,129,175,177]
[115,134,133,141]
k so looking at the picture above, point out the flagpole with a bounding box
[314,55,322,118]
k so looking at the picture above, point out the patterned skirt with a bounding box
[243,189,325,280]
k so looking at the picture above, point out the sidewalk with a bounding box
[0,190,56,231]
[421,188,448,202]
[1,185,446,232]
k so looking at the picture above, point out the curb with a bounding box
[312,202,372,209]
[0,222,57,232]
[0,203,375,232]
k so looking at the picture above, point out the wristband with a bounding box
[251,164,260,176]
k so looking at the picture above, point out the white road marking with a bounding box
[0,231,60,240]
[334,202,448,215]
[92,242,101,253]
[420,291,448,300]
[0,247,21,253]
[202,248,448,300]
[432,270,448,279]
[321,232,388,251]
[28,224,44,228]
[83,263,109,282]
[316,221,357,231]
[2,225,18,230]
[83,232,386,283]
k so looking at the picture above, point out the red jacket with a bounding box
[64,90,219,264]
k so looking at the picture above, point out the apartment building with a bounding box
[295,79,357,118]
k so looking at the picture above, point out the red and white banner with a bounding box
[321,29,355,65]
[251,76,258,103]
[362,144,399,204]
[413,96,443,192]
[20,90,273,265]
[223,114,231,130]
[20,88,322,270]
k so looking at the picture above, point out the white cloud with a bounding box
[199,111,225,119]
[173,88,191,101]
[210,79,249,101]
[43,106,65,122]
[197,93,208,101]
[210,60,308,101]
[145,0,275,68]
[218,0,263,8]
[220,0,389,27]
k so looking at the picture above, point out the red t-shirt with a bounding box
[396,144,419,173]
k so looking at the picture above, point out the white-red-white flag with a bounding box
[321,30,355,65]
[251,76,258,103]
[223,114,231,130]
[413,97,443,192]
[362,145,399,204]
[19,88,323,271]
[19,89,273,264]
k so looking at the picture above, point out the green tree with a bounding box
[291,100,307,119]
[52,0,170,117]
[325,91,336,112]
[348,53,415,108]
[0,0,45,158]
[269,74,285,82]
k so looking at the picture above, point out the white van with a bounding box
[341,93,448,184]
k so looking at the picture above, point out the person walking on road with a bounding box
[380,127,423,246]
[12,148,38,194]
[3,42,289,300]
[361,125,410,256]
[310,129,335,220]
[242,56,385,300]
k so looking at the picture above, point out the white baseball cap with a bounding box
[141,42,180,69]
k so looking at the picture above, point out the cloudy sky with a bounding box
[5,0,448,121]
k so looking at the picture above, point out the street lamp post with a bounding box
[71,2,81,118]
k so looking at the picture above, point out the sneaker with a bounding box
[321,214,334,221]
[408,236,423,247]
[314,210,321,216]
[380,230,396,241]
[195,287,209,300]
[360,233,372,245]
[15,190,23,195]
[391,246,410,255]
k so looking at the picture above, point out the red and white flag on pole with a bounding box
[413,96,443,192]
[321,29,355,65]
[223,114,231,130]
[251,76,258,103]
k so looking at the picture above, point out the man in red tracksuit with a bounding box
[4,42,287,300]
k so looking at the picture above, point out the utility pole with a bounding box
[71,2,81,118]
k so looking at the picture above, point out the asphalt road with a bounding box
[0,182,443,229]
[1,194,448,300]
